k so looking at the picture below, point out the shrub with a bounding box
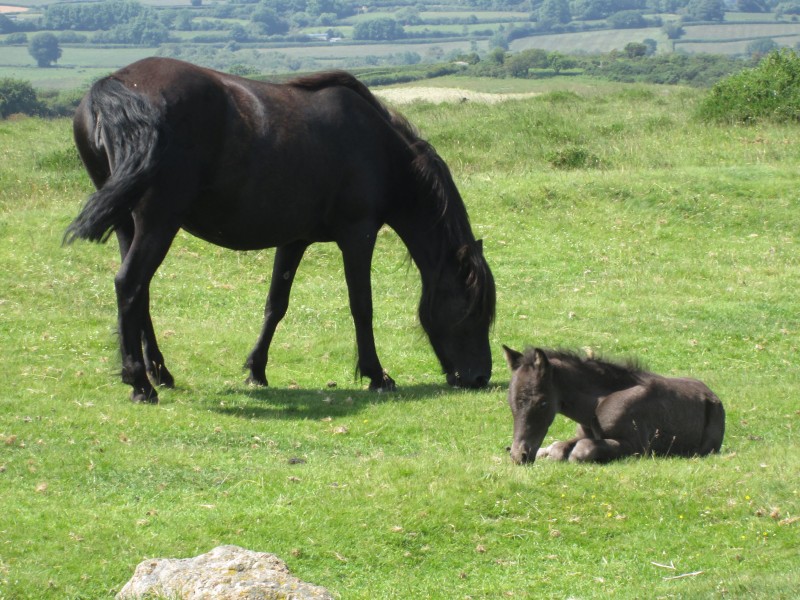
[4,32,27,45]
[697,48,800,124]
[0,78,45,118]
[352,18,404,41]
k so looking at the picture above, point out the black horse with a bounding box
[503,346,725,464]
[65,57,496,403]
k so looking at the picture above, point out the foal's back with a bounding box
[595,373,725,457]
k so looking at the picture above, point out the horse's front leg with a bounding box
[338,229,396,392]
[114,218,178,403]
[116,218,174,389]
[537,425,592,461]
[569,438,636,463]
[245,241,309,386]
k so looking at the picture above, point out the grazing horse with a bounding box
[502,346,725,464]
[65,57,496,403]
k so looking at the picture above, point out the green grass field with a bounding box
[0,79,798,598]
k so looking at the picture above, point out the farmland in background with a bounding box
[1,0,799,89]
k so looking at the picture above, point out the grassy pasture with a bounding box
[510,27,669,54]
[675,22,800,54]
[1,80,799,598]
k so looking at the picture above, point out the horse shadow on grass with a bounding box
[205,382,506,422]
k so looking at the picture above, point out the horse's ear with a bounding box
[533,348,550,371]
[503,345,524,371]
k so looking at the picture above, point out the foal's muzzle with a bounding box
[508,442,534,465]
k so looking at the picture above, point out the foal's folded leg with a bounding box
[539,425,593,460]
[537,440,577,461]
[568,438,634,463]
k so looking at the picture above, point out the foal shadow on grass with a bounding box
[209,382,466,422]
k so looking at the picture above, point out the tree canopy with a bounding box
[28,32,62,67]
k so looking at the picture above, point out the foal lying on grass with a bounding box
[503,345,725,465]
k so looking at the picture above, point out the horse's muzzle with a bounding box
[508,442,535,465]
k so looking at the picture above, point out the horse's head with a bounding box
[419,240,495,389]
[503,346,558,464]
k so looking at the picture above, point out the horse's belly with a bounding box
[181,199,333,250]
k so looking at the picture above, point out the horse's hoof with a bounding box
[149,366,175,388]
[246,374,268,387]
[147,363,175,389]
[158,370,175,389]
[369,372,396,392]
[130,389,158,404]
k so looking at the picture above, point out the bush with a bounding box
[697,49,800,124]
[4,32,28,45]
[0,78,45,118]
[352,18,404,41]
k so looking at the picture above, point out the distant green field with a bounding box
[511,15,800,56]
[421,10,531,22]
[684,22,800,39]
[511,27,669,54]
[0,46,156,90]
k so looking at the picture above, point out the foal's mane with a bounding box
[288,71,495,325]
[538,348,649,388]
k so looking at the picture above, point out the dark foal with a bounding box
[503,346,725,464]
[65,57,496,402]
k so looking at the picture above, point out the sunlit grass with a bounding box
[1,81,798,598]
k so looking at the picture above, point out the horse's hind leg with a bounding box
[698,395,725,455]
[116,217,174,389]
[569,437,636,463]
[245,241,309,386]
[538,425,592,461]
[115,215,179,403]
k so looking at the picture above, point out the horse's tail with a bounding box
[699,392,725,455]
[64,76,163,244]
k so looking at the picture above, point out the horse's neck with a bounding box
[389,213,454,277]
[553,367,603,427]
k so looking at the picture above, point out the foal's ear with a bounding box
[533,348,550,370]
[502,345,524,371]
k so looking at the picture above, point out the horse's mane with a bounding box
[534,348,650,388]
[288,71,495,325]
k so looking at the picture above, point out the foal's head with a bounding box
[503,345,559,465]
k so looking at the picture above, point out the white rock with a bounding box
[116,545,334,599]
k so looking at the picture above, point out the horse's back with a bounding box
[596,375,724,457]
[76,57,414,250]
